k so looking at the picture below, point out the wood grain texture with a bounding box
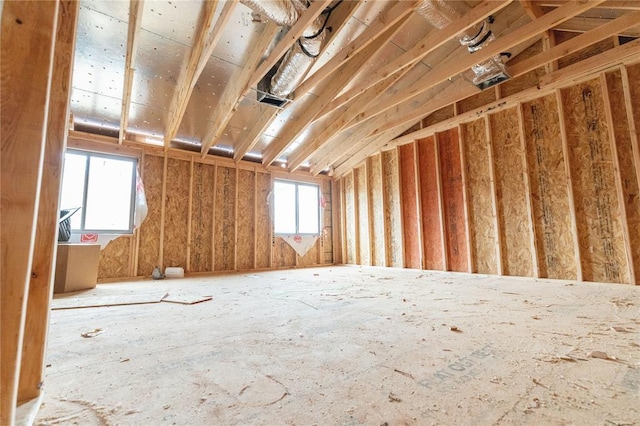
[490,109,534,277]
[189,162,215,272]
[438,128,468,273]
[561,79,629,283]
[501,39,545,98]
[321,179,333,264]
[98,236,132,279]
[236,169,256,270]
[457,89,496,115]
[368,154,385,266]
[417,136,445,271]
[355,165,370,265]
[273,237,296,268]
[522,95,577,280]
[214,166,236,271]
[382,149,403,268]
[137,155,163,276]
[163,158,190,268]
[399,143,421,269]
[605,70,640,284]
[461,120,497,274]
[255,172,272,269]
[344,172,356,264]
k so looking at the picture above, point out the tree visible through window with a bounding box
[60,150,137,233]
[273,180,320,235]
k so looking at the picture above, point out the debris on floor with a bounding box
[80,328,104,338]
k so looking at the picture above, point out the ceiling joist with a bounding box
[119,0,144,145]
[164,0,238,149]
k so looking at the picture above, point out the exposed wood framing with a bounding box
[164,0,236,147]
[484,116,503,275]
[186,158,194,271]
[119,0,144,145]
[517,103,540,278]
[199,21,280,156]
[331,179,342,264]
[601,72,636,284]
[1,1,59,423]
[413,142,425,270]
[351,0,606,133]
[159,154,168,268]
[620,66,640,206]
[335,36,640,178]
[261,19,409,166]
[555,89,583,281]
[433,134,448,271]
[457,124,473,273]
[352,170,361,265]
[365,158,374,265]
[17,0,78,407]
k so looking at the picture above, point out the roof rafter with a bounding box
[199,21,281,157]
[313,0,514,123]
[332,17,639,176]
[119,0,144,145]
[294,0,417,97]
[232,0,361,162]
[260,17,410,167]
[342,0,607,135]
[164,0,238,149]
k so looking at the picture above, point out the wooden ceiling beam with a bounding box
[248,0,334,91]
[231,0,360,162]
[333,31,640,177]
[348,0,607,134]
[119,0,144,145]
[314,0,514,123]
[199,22,281,156]
[164,0,237,149]
[520,0,545,19]
[556,16,640,37]
[260,18,409,166]
[288,66,414,171]
[537,0,640,9]
[294,1,417,97]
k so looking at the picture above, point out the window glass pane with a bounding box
[60,153,87,230]
[84,156,134,231]
[298,184,319,234]
[274,181,296,234]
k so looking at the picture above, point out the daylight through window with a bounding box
[273,180,320,235]
[59,150,137,233]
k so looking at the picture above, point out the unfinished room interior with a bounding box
[2,0,640,424]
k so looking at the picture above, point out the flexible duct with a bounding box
[241,0,330,98]
[415,0,509,89]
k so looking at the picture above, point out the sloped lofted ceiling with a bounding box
[71,0,640,174]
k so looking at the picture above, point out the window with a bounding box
[273,180,320,235]
[59,150,137,233]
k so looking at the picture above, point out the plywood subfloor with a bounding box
[37,267,639,425]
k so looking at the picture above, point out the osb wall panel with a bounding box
[163,158,190,268]
[627,63,640,132]
[522,95,577,280]
[189,162,214,272]
[255,172,272,269]
[399,143,421,269]
[438,128,468,273]
[236,169,255,270]
[457,88,496,115]
[344,172,356,264]
[355,165,370,265]
[561,79,629,284]
[137,154,163,276]
[322,179,333,264]
[605,70,640,283]
[489,108,533,277]
[490,109,534,277]
[98,235,131,279]
[382,149,403,268]
[273,237,296,268]
[298,238,320,267]
[462,119,497,274]
[417,136,444,271]
[423,104,455,128]
[368,155,385,266]
[214,166,236,271]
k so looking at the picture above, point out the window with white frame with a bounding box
[59,150,137,233]
[273,180,320,235]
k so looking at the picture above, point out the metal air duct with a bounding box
[415,0,510,90]
[241,0,331,104]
